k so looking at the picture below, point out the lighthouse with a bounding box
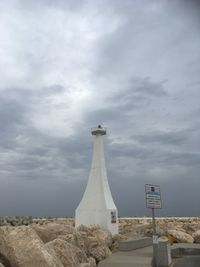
[75,125,118,235]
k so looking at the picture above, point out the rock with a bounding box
[77,224,89,232]
[87,257,96,267]
[32,222,74,243]
[56,235,97,266]
[87,236,100,249]
[88,242,111,262]
[192,230,200,243]
[75,225,112,262]
[80,259,96,267]
[120,221,152,237]
[110,234,128,252]
[45,238,88,267]
[92,229,112,247]
[77,224,112,247]
[58,231,89,255]
[0,226,63,267]
[156,226,168,237]
[182,223,200,235]
[168,230,194,243]
[77,224,100,234]
[0,249,12,267]
[22,220,29,226]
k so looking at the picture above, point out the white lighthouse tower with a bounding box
[75,126,118,235]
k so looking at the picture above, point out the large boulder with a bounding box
[32,222,74,243]
[79,258,96,267]
[87,237,111,262]
[76,225,112,262]
[92,229,112,248]
[168,230,194,243]
[87,257,96,267]
[0,226,63,267]
[182,223,200,235]
[58,231,89,255]
[80,258,96,267]
[110,234,128,252]
[77,225,100,235]
[0,251,11,267]
[88,244,111,263]
[45,238,87,267]
[192,230,200,243]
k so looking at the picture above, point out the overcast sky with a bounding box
[0,0,200,217]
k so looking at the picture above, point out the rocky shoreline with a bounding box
[0,217,199,267]
[0,216,74,227]
[1,216,199,226]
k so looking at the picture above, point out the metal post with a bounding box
[152,208,158,267]
[152,208,156,235]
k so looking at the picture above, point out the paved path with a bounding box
[98,243,200,267]
[173,256,200,267]
[98,246,153,267]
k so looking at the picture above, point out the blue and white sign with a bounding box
[145,184,162,209]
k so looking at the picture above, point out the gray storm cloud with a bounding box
[0,0,199,216]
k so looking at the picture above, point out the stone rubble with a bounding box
[0,217,199,267]
[192,230,200,243]
[168,229,194,243]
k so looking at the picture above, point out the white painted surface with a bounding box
[75,127,118,235]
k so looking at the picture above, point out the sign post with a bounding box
[145,184,162,267]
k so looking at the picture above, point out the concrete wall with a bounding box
[119,237,152,251]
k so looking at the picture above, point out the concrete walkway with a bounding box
[98,246,153,267]
[173,256,200,267]
[98,243,200,267]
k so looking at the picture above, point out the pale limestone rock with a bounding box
[45,238,88,267]
[87,257,96,267]
[88,236,101,249]
[77,224,112,247]
[134,223,152,236]
[58,231,89,255]
[0,226,63,267]
[72,231,89,254]
[168,230,194,243]
[120,221,152,236]
[192,230,200,243]
[57,235,97,266]
[75,225,112,262]
[92,229,112,247]
[110,234,128,252]
[32,222,74,243]
[81,258,96,267]
[0,252,10,267]
[118,218,200,242]
[156,225,168,237]
[88,244,111,262]
[183,223,200,235]
[77,224,100,234]
[61,229,111,262]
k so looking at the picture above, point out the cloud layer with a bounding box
[0,0,200,216]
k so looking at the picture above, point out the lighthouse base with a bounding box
[75,208,118,235]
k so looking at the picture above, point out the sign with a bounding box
[111,211,116,223]
[145,184,162,209]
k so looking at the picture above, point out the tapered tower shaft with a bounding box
[75,126,118,235]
